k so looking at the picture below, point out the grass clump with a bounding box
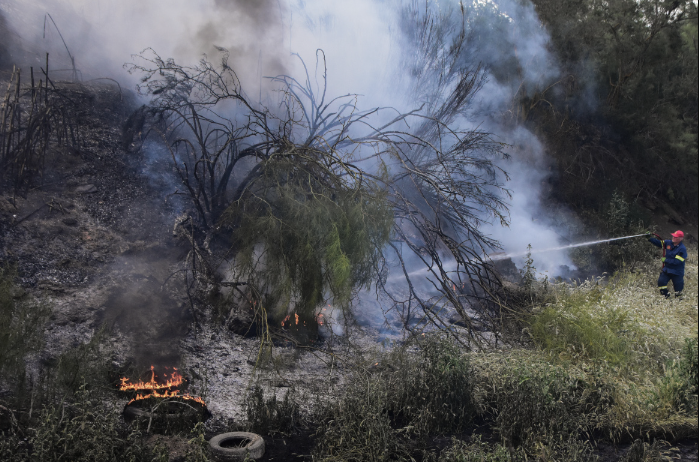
[659,337,698,415]
[527,277,634,366]
[618,439,668,462]
[312,335,476,461]
[437,435,512,461]
[471,351,612,451]
[310,262,696,459]
[246,385,301,436]
[314,372,404,462]
[0,265,50,405]
[528,251,697,371]
[519,248,698,441]
[0,386,169,462]
[437,434,596,462]
[385,334,476,435]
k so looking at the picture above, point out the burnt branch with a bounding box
[128,41,511,346]
[0,58,91,197]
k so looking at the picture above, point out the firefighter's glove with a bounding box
[661,257,666,263]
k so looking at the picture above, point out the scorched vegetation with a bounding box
[124,44,512,346]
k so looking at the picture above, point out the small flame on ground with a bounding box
[127,391,206,406]
[281,310,327,327]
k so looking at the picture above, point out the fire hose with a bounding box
[650,232,666,269]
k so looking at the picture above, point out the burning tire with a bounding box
[209,432,265,461]
[120,365,210,431]
[122,399,211,433]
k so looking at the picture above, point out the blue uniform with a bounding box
[648,238,687,296]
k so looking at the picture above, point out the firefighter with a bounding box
[647,230,687,297]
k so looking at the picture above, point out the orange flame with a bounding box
[281,313,303,327]
[127,390,206,406]
[120,366,205,406]
[120,365,184,392]
[281,310,329,328]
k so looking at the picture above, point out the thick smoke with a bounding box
[455,0,576,275]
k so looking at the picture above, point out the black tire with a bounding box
[209,432,265,461]
[123,404,149,423]
[123,401,211,425]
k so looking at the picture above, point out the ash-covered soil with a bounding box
[0,79,382,434]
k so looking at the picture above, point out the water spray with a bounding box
[486,233,650,261]
[389,233,651,283]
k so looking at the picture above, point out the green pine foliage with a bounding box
[528,0,698,214]
[223,156,393,329]
[570,192,654,273]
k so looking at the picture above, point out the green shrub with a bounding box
[384,335,476,435]
[474,354,612,451]
[659,338,699,414]
[502,246,556,314]
[25,386,167,462]
[570,192,653,273]
[313,335,475,460]
[184,422,211,462]
[224,160,394,335]
[528,297,633,365]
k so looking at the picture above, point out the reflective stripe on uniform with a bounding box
[676,255,685,262]
[658,286,668,290]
